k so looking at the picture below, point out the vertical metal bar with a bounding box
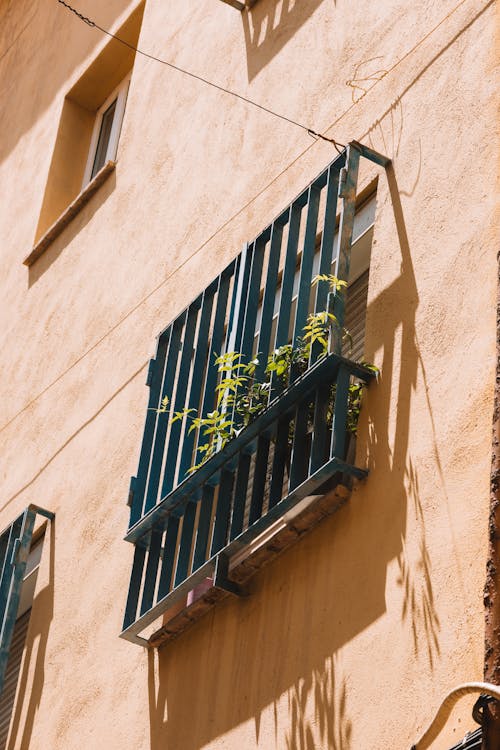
[316,160,343,304]
[0,509,36,694]
[141,318,183,518]
[123,544,147,630]
[230,451,252,539]
[311,161,343,364]
[229,237,266,430]
[291,185,321,351]
[195,271,233,463]
[239,237,267,362]
[174,501,197,586]
[269,415,291,508]
[156,516,180,601]
[210,469,235,555]
[249,435,271,524]
[225,246,251,355]
[140,529,163,616]
[331,146,360,353]
[0,529,10,590]
[193,485,215,571]
[254,222,284,383]
[177,283,217,481]
[159,299,201,499]
[330,365,350,460]
[289,401,310,491]
[129,331,170,526]
[309,383,331,473]
[275,203,301,348]
[271,202,302,397]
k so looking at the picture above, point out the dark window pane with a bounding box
[91,98,117,179]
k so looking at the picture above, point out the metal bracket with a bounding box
[127,477,136,508]
[146,358,155,387]
[214,553,246,596]
[27,504,55,521]
[10,539,21,566]
[350,140,391,168]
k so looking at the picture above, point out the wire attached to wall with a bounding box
[56,0,345,154]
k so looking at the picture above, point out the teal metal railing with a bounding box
[122,142,389,645]
[0,505,54,694]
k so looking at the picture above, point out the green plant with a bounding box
[346,362,379,434]
[162,275,377,473]
[266,343,307,381]
[313,273,347,295]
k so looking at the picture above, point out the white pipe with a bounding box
[412,682,500,749]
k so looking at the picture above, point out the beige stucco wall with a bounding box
[0,0,498,748]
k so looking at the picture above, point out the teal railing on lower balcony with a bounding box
[121,142,389,646]
[122,354,374,644]
[0,505,54,694]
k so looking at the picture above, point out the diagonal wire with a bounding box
[56,0,345,153]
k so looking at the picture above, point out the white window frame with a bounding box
[82,73,131,187]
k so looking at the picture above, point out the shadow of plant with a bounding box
[285,656,352,750]
[396,460,440,669]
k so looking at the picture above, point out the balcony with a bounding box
[0,505,54,693]
[121,142,389,647]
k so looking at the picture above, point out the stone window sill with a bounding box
[23,160,116,267]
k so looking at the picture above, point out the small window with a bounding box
[83,75,130,187]
[29,2,145,253]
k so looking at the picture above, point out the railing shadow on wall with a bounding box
[143,22,460,742]
[242,0,324,81]
[143,153,438,749]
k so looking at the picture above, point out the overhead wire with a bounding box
[0,0,486,445]
[56,0,345,153]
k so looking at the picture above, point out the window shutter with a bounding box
[343,269,369,363]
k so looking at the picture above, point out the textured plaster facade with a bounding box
[0,0,498,748]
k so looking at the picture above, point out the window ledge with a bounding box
[23,160,116,267]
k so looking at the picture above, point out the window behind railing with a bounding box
[0,506,53,697]
[122,142,389,646]
[128,151,352,529]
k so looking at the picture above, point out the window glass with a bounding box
[91,98,117,179]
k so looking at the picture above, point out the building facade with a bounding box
[0,0,498,748]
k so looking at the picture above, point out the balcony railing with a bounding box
[0,505,54,694]
[121,142,389,646]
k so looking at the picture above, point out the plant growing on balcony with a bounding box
[164,275,376,473]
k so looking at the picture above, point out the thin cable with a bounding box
[56,0,345,153]
[2,0,486,440]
